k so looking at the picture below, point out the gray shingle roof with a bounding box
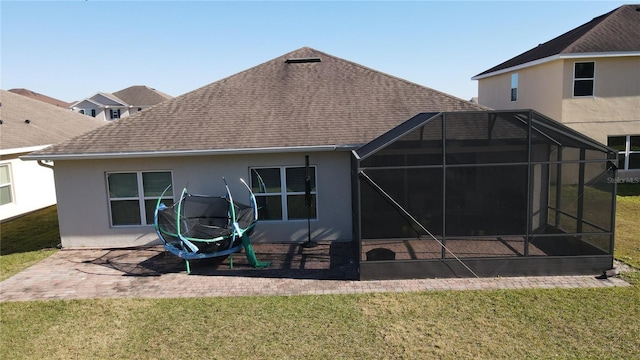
[27,47,486,159]
[474,4,640,78]
[0,90,106,151]
[112,85,173,107]
[8,88,71,108]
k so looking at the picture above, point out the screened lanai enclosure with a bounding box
[352,110,618,279]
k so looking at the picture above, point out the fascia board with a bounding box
[2,145,50,157]
[70,98,103,108]
[472,51,640,80]
[20,145,359,161]
[92,92,127,106]
[472,55,561,80]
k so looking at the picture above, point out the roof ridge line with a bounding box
[309,48,485,109]
[560,6,620,54]
[100,92,128,106]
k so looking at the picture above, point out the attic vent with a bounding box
[0,120,3,125]
[25,119,31,124]
[285,57,321,64]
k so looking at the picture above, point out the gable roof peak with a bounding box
[473,4,640,78]
[26,47,486,159]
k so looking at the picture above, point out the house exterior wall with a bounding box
[477,60,564,120]
[71,101,133,121]
[0,152,57,221]
[561,56,640,144]
[71,100,107,121]
[53,151,353,248]
[477,56,640,177]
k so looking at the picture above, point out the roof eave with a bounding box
[21,144,360,161]
[1,145,50,157]
[472,51,640,80]
[70,97,103,108]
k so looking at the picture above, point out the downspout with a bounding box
[35,159,59,249]
[37,160,54,169]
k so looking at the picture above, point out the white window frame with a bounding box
[0,163,14,206]
[106,170,173,227]
[249,166,318,222]
[573,61,595,97]
[510,73,518,102]
[609,135,640,171]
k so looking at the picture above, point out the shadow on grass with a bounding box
[617,183,640,197]
[0,206,60,256]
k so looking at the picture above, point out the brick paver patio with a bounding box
[0,245,630,302]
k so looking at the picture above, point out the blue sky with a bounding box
[0,1,630,102]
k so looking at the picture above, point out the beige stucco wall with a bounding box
[477,60,564,120]
[478,56,640,152]
[53,151,353,248]
[0,153,57,221]
[561,56,640,143]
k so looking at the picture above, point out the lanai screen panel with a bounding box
[529,112,617,256]
[354,110,617,276]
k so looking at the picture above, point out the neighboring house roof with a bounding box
[112,85,173,107]
[0,90,106,152]
[26,47,487,160]
[8,88,71,108]
[69,86,172,109]
[473,4,640,79]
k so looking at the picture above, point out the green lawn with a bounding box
[1,287,638,359]
[0,206,60,281]
[615,182,640,271]
[1,196,639,358]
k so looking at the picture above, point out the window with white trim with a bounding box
[0,164,13,206]
[510,73,518,102]
[573,62,595,97]
[608,135,640,170]
[250,166,317,221]
[106,171,173,226]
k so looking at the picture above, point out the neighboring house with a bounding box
[472,4,640,178]
[69,85,172,121]
[23,47,486,249]
[8,88,71,108]
[0,90,105,221]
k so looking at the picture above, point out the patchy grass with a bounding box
[615,195,640,269]
[0,250,58,282]
[620,271,640,286]
[1,288,639,359]
[0,206,60,280]
[1,205,60,254]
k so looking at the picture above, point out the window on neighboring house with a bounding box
[573,62,595,97]
[109,109,121,119]
[0,164,13,206]
[510,73,518,101]
[79,109,85,115]
[106,171,173,226]
[91,109,96,117]
[250,166,317,221]
[608,135,640,170]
